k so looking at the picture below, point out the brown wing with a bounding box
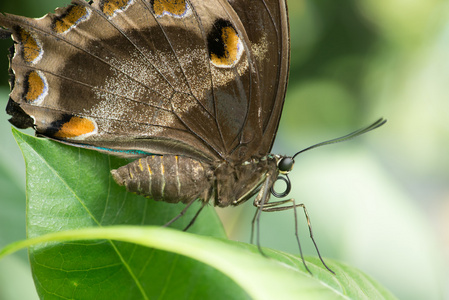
[227,0,290,159]
[1,0,288,162]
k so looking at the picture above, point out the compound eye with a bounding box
[278,157,294,173]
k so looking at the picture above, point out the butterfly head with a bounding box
[269,155,294,199]
[277,156,295,175]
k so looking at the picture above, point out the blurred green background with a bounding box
[0,0,448,299]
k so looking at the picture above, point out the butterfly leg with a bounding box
[182,201,207,232]
[163,197,198,228]
[163,187,212,230]
[250,176,272,257]
[253,186,335,274]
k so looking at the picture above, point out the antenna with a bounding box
[292,118,387,159]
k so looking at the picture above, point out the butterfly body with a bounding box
[112,154,279,207]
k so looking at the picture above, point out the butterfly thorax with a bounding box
[111,155,279,207]
[213,155,279,207]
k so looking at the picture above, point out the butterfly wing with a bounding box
[1,0,288,163]
[226,0,290,159]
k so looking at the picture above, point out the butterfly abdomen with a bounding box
[111,155,214,204]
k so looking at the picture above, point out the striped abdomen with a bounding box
[111,155,213,204]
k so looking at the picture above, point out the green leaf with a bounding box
[6,129,397,299]
[0,226,397,300]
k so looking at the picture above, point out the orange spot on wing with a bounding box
[18,28,41,64]
[55,116,96,138]
[101,0,131,17]
[25,71,46,103]
[211,26,241,67]
[53,5,89,34]
[152,0,187,17]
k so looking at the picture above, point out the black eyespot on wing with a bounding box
[207,19,243,68]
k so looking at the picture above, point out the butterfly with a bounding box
[0,0,385,274]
